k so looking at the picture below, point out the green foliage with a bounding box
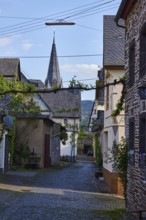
[96,80,104,87]
[69,76,95,90]
[112,98,124,117]
[13,141,30,167]
[112,77,126,117]
[60,130,68,145]
[56,107,79,113]
[78,127,92,139]
[70,131,76,147]
[110,137,128,196]
[94,134,103,168]
[13,119,39,167]
[0,77,42,167]
[7,118,16,168]
[0,76,41,114]
[0,76,35,96]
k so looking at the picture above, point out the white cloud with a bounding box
[21,40,33,51]
[0,37,13,46]
[60,63,99,80]
[60,63,100,100]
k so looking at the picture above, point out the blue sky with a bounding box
[0,0,121,100]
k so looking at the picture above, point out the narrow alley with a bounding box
[0,157,132,220]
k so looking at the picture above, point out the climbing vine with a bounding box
[94,134,103,168]
[7,118,16,168]
[0,76,42,167]
[109,137,128,196]
[60,130,68,145]
[112,76,126,117]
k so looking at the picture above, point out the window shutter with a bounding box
[129,118,134,150]
[140,34,146,77]
[129,41,135,87]
[139,117,146,153]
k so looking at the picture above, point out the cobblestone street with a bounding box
[0,156,134,220]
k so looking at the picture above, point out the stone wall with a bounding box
[124,0,146,210]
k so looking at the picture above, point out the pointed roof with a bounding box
[45,37,61,88]
[0,58,21,80]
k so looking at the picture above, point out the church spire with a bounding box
[45,35,61,88]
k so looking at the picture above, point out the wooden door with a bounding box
[44,134,51,168]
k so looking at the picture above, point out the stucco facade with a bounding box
[53,117,80,158]
[15,118,60,168]
[103,68,125,195]
[102,15,125,195]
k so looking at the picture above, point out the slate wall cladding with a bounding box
[125,0,146,211]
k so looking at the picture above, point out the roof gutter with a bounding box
[115,0,127,29]
[115,0,127,21]
[115,20,125,29]
[115,0,137,28]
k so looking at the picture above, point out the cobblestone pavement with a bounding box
[0,156,136,220]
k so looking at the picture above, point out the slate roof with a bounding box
[28,79,54,113]
[0,58,21,79]
[29,79,46,89]
[40,90,81,118]
[16,112,53,120]
[103,15,125,67]
[21,71,29,82]
[29,80,81,118]
[45,37,62,88]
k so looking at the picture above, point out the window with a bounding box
[64,118,68,126]
[129,118,135,150]
[129,117,135,164]
[129,40,135,87]
[139,113,146,166]
[140,23,146,78]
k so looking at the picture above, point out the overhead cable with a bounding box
[0,0,119,38]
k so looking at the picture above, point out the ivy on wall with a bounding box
[109,137,128,197]
[7,118,16,168]
[112,77,126,117]
[94,134,103,168]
